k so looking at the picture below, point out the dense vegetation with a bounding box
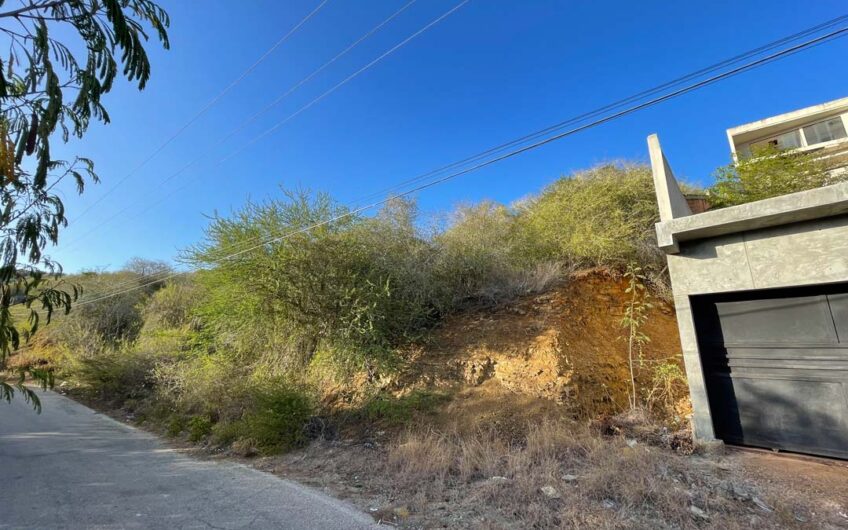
[12,141,845,452]
[707,144,847,207]
[10,163,669,453]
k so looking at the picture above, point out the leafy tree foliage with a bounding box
[185,191,441,374]
[0,0,169,408]
[708,145,846,208]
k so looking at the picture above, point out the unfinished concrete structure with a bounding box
[649,134,848,459]
[727,96,848,175]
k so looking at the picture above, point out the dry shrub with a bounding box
[475,261,566,305]
[455,429,510,482]
[387,429,455,488]
[380,418,789,529]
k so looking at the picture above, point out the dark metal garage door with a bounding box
[692,283,848,459]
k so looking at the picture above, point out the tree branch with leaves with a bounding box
[0,0,169,409]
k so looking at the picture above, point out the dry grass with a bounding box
[272,414,823,529]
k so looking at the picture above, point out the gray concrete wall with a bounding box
[667,215,848,440]
[648,134,848,442]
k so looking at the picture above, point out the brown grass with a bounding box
[271,414,822,529]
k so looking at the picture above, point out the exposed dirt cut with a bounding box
[385,270,686,428]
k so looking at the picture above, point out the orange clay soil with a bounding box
[364,270,689,431]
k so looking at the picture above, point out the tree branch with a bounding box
[0,1,69,19]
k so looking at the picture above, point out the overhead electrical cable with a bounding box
[67,0,331,224]
[49,19,848,313]
[60,12,848,254]
[81,14,848,265]
[58,0,450,252]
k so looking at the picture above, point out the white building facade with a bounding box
[726,96,848,173]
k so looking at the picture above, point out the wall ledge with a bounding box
[656,181,848,254]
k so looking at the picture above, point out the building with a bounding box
[648,133,848,460]
[726,96,848,174]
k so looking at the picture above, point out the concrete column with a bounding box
[672,295,717,441]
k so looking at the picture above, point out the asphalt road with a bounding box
[0,390,380,529]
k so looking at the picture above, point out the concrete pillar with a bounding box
[672,295,717,440]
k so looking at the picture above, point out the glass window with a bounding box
[803,117,847,145]
[750,129,802,153]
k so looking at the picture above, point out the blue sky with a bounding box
[50,0,848,272]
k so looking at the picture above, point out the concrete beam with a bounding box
[656,181,848,253]
[647,134,693,224]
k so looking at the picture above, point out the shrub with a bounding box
[362,390,450,425]
[166,415,185,437]
[433,201,533,305]
[709,144,845,207]
[517,163,661,269]
[644,360,688,417]
[237,381,313,453]
[187,415,213,442]
[154,354,253,422]
[141,279,198,330]
[186,191,443,372]
[69,344,158,403]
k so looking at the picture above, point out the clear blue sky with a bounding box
[51,0,848,272]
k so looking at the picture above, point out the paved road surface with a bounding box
[0,390,379,529]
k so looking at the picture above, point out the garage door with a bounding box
[692,283,848,459]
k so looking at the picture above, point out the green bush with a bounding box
[708,145,844,208]
[166,415,185,437]
[517,163,661,268]
[141,280,198,330]
[237,381,313,453]
[153,354,254,422]
[361,390,450,425]
[187,415,213,442]
[185,191,443,372]
[433,201,533,305]
[69,344,158,403]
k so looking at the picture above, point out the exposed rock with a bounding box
[463,357,496,385]
[690,506,709,520]
[752,497,773,513]
[540,485,560,499]
[561,474,578,482]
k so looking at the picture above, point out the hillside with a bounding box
[409,271,682,411]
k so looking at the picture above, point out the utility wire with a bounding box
[346,13,848,207]
[218,0,472,164]
[67,0,331,225]
[59,20,848,311]
[58,0,445,252]
[59,12,848,255]
[83,14,848,265]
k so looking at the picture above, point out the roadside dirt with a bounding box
[259,427,848,529]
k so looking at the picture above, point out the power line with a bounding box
[59,12,848,255]
[58,0,446,253]
[218,0,472,164]
[67,0,331,225]
[62,19,848,310]
[85,13,848,268]
[345,14,848,208]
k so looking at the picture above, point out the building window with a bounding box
[802,116,847,146]
[750,129,803,153]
